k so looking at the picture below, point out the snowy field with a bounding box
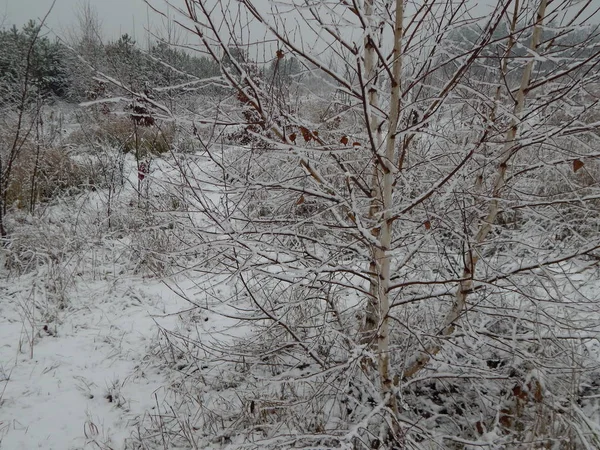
[0,265,183,449]
[2,2,600,445]
[0,150,218,449]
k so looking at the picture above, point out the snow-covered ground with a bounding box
[0,151,216,449]
[0,272,186,449]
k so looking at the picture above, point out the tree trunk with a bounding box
[363,0,384,345]
[403,0,549,380]
[378,0,404,402]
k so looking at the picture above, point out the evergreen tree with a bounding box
[0,21,68,103]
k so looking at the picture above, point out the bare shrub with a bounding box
[4,146,89,211]
[68,113,174,158]
[4,210,83,275]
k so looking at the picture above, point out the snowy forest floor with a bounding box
[0,271,188,449]
[2,140,600,449]
[0,151,215,449]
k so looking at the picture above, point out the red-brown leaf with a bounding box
[300,126,311,142]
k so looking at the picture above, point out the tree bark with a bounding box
[403,0,549,380]
[376,0,404,421]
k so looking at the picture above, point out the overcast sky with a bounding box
[3,0,600,45]
[2,0,153,40]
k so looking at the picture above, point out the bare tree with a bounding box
[64,1,105,102]
[0,3,57,238]
[135,0,600,447]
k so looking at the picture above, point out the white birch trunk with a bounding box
[361,0,405,434]
[404,0,548,380]
[376,0,404,421]
[364,0,384,341]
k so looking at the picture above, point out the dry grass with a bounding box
[68,114,175,158]
[4,146,91,211]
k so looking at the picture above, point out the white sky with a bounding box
[2,0,154,41]
[3,0,600,45]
